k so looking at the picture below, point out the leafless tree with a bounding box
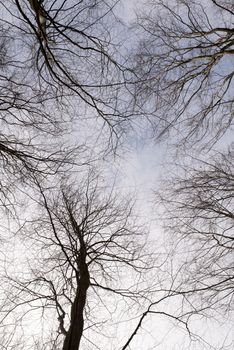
[2,1,234,349]
[0,0,132,213]
[0,0,133,137]
[133,0,234,147]
[0,171,155,350]
[157,146,234,324]
[0,21,77,216]
[131,1,234,345]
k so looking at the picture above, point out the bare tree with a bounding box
[0,20,80,216]
[0,0,132,213]
[0,172,154,350]
[2,0,133,136]
[157,146,234,322]
[2,1,234,348]
[133,0,234,147]
[131,0,234,344]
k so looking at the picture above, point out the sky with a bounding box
[0,0,233,349]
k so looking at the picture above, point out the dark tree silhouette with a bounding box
[133,0,234,147]
[12,0,132,135]
[0,172,153,350]
[0,0,132,213]
[157,147,234,320]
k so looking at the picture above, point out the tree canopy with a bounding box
[0,1,233,349]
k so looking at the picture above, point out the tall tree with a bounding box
[133,0,234,147]
[12,0,132,135]
[0,0,131,212]
[0,172,153,350]
[157,147,234,324]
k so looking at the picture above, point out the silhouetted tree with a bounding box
[1,172,154,350]
[157,147,234,321]
[133,0,234,147]
[12,0,132,135]
[0,0,131,212]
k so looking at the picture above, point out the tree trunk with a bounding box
[62,258,90,350]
